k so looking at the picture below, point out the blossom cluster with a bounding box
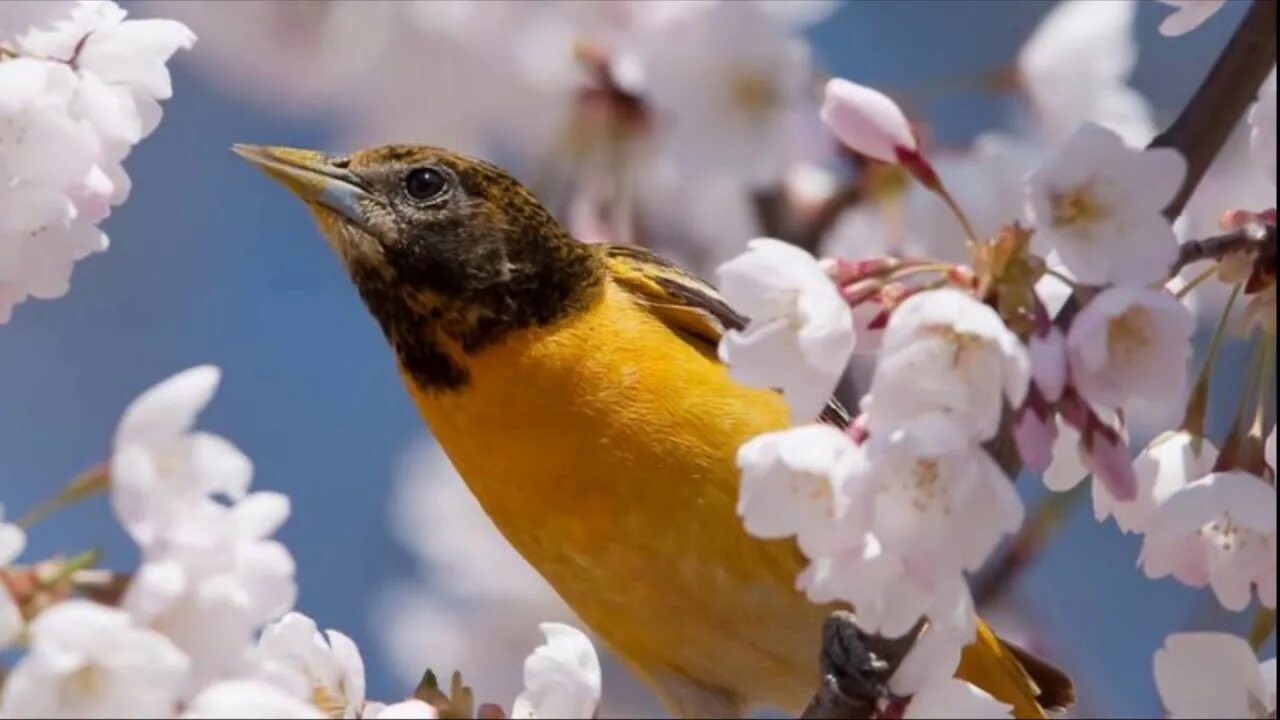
[0,0,193,322]
[2,0,1277,717]
[0,365,604,719]
[715,3,1277,716]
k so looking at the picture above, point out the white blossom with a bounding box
[1043,416,1090,493]
[717,238,855,422]
[800,545,978,641]
[1141,472,1277,611]
[254,612,366,719]
[1099,431,1217,534]
[0,0,192,322]
[616,1,815,185]
[856,415,1024,581]
[1067,287,1193,416]
[0,599,190,719]
[821,77,916,164]
[1249,70,1277,185]
[0,58,107,322]
[798,415,1020,639]
[0,505,27,648]
[1267,426,1276,474]
[904,679,1013,719]
[1154,632,1275,718]
[1017,0,1155,145]
[362,700,439,719]
[19,0,195,151]
[183,680,323,719]
[1157,1,1228,37]
[862,288,1030,443]
[124,492,297,690]
[511,623,602,720]
[1026,122,1184,286]
[736,424,864,557]
[110,365,252,547]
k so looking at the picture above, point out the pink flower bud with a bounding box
[1013,398,1057,473]
[821,78,918,165]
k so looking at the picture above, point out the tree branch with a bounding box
[974,0,1279,609]
[800,613,919,720]
[1152,0,1277,222]
[1171,222,1277,275]
[800,4,1278,714]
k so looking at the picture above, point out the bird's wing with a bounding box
[603,244,851,428]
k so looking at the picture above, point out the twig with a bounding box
[1171,223,1277,275]
[753,188,794,243]
[1151,0,1278,222]
[973,0,1280,611]
[800,612,919,720]
[795,183,866,252]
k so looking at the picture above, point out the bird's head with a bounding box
[234,143,603,389]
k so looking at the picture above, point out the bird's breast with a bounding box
[402,281,824,706]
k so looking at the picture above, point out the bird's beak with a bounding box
[232,144,375,229]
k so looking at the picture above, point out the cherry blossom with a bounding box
[511,623,602,720]
[254,612,366,719]
[110,365,253,548]
[903,679,1013,719]
[861,288,1030,443]
[1154,633,1275,718]
[1267,426,1276,474]
[1157,1,1229,37]
[1017,0,1155,146]
[618,1,815,185]
[123,492,298,690]
[874,622,1013,718]
[0,505,26,648]
[1026,122,1185,286]
[0,599,190,718]
[0,0,193,322]
[362,700,440,719]
[797,415,1020,640]
[1100,431,1217,534]
[800,546,978,641]
[183,680,323,719]
[1141,472,1277,611]
[1066,287,1194,414]
[736,424,864,557]
[717,238,855,422]
[854,415,1024,582]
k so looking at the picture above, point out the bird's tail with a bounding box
[956,620,1075,719]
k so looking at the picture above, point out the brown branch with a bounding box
[795,183,866,253]
[973,0,1279,611]
[1171,222,1277,275]
[1152,0,1277,222]
[800,612,920,720]
[798,4,1277,715]
[753,188,795,244]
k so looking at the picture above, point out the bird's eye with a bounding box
[404,167,449,202]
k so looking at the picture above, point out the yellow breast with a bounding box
[404,280,826,708]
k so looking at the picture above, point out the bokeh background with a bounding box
[0,1,1272,716]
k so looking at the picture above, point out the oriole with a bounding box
[235,143,1073,719]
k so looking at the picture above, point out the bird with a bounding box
[234,143,1073,719]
